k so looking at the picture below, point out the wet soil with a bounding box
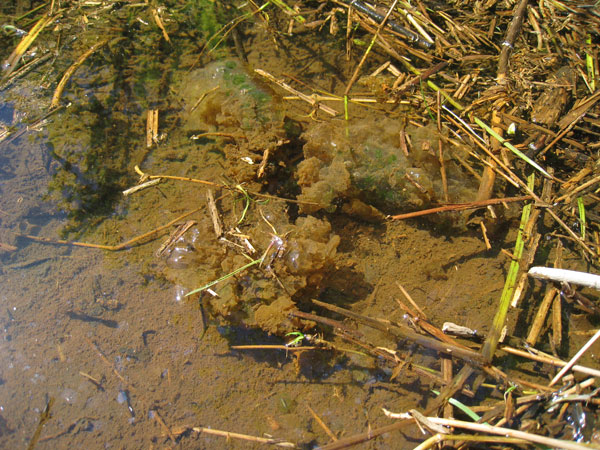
[1,2,599,449]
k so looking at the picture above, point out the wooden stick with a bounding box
[0,242,17,252]
[79,371,104,391]
[555,173,600,203]
[417,416,594,450]
[231,345,318,351]
[307,405,338,442]
[413,433,528,449]
[393,297,472,351]
[388,196,531,220]
[192,426,296,447]
[318,419,413,450]
[84,337,130,387]
[51,39,109,108]
[254,69,337,116]
[552,292,562,350]
[20,208,202,251]
[500,345,600,379]
[394,61,448,94]
[311,299,488,366]
[141,171,324,206]
[437,91,449,203]
[525,286,558,347]
[206,189,223,237]
[344,0,399,95]
[396,283,426,318]
[497,0,529,84]
[152,409,176,443]
[290,310,363,338]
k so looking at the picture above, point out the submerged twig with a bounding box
[388,196,531,220]
[26,397,54,450]
[311,299,488,366]
[344,0,399,96]
[20,208,202,251]
[51,39,110,108]
[192,426,296,448]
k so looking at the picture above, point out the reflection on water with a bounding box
[0,4,359,447]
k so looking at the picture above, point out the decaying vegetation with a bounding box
[1,0,600,448]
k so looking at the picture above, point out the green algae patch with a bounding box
[295,118,479,221]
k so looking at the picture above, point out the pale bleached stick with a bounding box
[381,411,594,450]
[500,345,600,379]
[549,328,600,387]
[254,69,337,116]
[528,267,600,290]
[192,426,296,447]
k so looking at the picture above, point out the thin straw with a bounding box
[549,328,600,387]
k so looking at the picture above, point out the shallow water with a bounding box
[0,74,497,450]
[1,2,598,449]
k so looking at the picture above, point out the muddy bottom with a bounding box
[0,3,598,449]
[0,85,508,449]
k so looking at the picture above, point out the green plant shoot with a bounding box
[185,256,264,297]
[474,117,551,179]
[586,35,596,92]
[431,389,485,423]
[285,331,305,347]
[235,184,252,225]
[481,173,534,361]
[577,196,586,240]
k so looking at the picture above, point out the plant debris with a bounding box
[1,0,600,448]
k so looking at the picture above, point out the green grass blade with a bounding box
[236,184,251,225]
[481,173,535,361]
[586,35,596,92]
[431,390,484,423]
[344,95,349,121]
[474,117,551,179]
[577,197,586,240]
[186,257,263,297]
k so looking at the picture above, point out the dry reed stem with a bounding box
[254,69,337,116]
[307,405,338,442]
[51,39,109,108]
[2,15,53,79]
[388,195,531,220]
[344,0,399,95]
[549,328,600,387]
[20,208,202,251]
[525,286,559,346]
[415,416,594,450]
[500,345,600,379]
[192,426,296,447]
[231,345,318,351]
[311,299,488,366]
